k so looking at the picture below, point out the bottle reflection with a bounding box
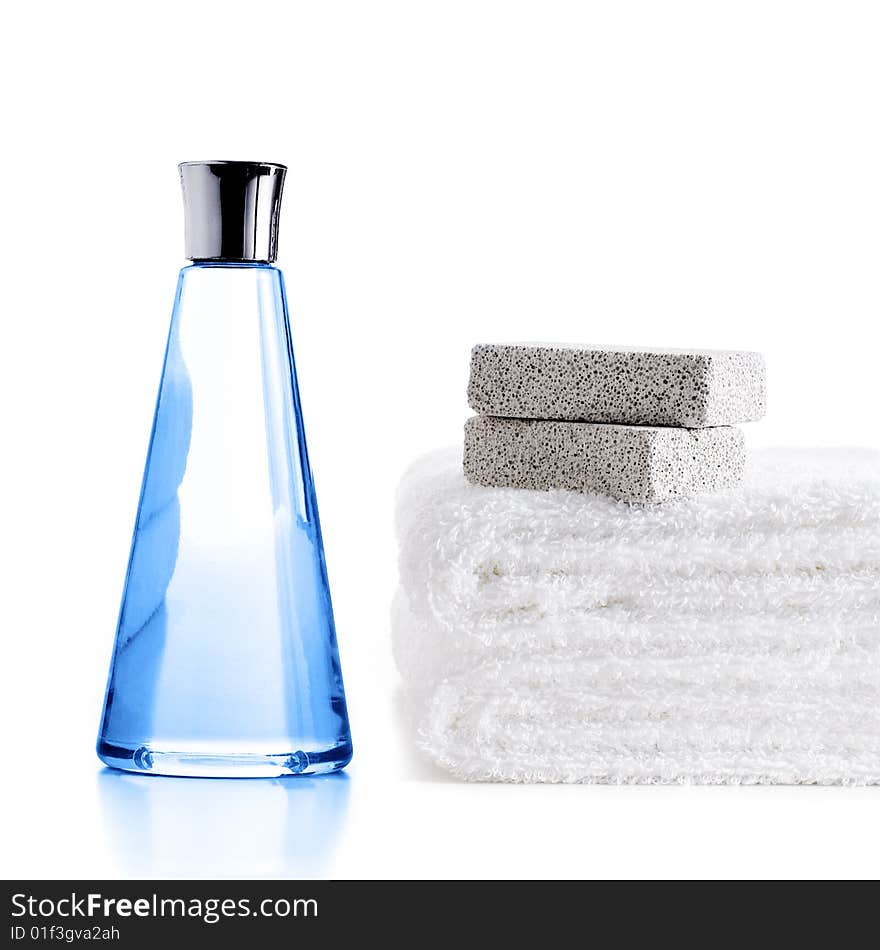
[97,769,350,877]
[98,317,191,757]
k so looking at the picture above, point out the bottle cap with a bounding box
[179,161,287,263]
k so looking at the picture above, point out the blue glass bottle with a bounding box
[97,161,352,777]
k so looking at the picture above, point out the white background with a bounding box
[2,1,879,879]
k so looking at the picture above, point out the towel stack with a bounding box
[393,345,880,784]
[464,343,766,503]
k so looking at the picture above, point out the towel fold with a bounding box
[394,446,880,784]
[398,448,880,635]
[419,648,880,785]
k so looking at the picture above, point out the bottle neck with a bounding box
[187,260,277,269]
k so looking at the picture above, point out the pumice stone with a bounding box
[463,416,746,503]
[467,343,766,428]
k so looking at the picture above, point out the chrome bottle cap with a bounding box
[179,161,287,263]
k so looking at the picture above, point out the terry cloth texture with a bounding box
[467,343,766,427]
[393,447,880,784]
[463,415,745,503]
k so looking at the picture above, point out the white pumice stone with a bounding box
[468,343,766,427]
[463,416,746,504]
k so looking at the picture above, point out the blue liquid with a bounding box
[98,264,352,777]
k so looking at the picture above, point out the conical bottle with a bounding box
[97,161,352,777]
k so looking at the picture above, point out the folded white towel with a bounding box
[392,587,880,689]
[394,447,880,783]
[419,646,880,785]
[397,448,880,641]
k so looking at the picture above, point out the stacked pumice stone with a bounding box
[464,343,767,503]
